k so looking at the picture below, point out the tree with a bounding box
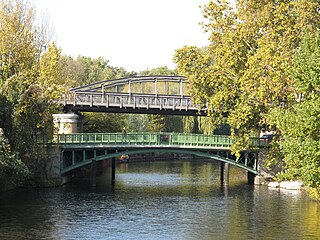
[58,55,137,134]
[82,113,127,133]
[11,42,70,183]
[65,56,136,87]
[174,0,320,154]
[0,128,29,189]
[0,0,67,185]
[268,31,320,198]
[0,0,49,102]
[139,66,177,76]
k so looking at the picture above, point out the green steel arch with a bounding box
[61,148,258,175]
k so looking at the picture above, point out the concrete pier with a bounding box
[53,113,83,134]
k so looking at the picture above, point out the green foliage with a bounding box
[269,93,320,187]
[60,55,137,88]
[0,94,13,138]
[146,115,165,132]
[163,115,184,132]
[0,128,29,186]
[0,0,67,184]
[0,0,43,82]
[268,31,320,193]
[174,0,320,155]
[12,83,55,183]
[83,113,127,133]
[291,31,320,99]
[0,0,49,99]
[38,43,70,99]
[126,114,149,132]
[139,66,177,76]
[183,116,199,133]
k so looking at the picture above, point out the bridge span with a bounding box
[56,132,265,186]
[58,75,207,115]
[55,76,264,186]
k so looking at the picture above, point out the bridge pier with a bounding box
[247,172,255,185]
[53,113,84,134]
[91,159,97,187]
[224,163,230,186]
[220,162,224,185]
[112,157,116,182]
[220,162,230,186]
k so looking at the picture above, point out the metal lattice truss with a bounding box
[59,75,207,115]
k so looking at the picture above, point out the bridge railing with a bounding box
[171,133,231,147]
[60,91,198,112]
[56,132,267,149]
[56,132,159,145]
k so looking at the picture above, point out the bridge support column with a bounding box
[111,157,116,182]
[220,162,224,185]
[220,162,229,186]
[247,172,255,185]
[91,159,97,187]
[224,163,230,186]
[53,113,84,134]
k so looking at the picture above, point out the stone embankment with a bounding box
[268,181,304,190]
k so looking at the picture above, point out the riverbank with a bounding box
[268,180,320,201]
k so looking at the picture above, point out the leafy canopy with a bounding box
[174,0,320,153]
[268,31,320,191]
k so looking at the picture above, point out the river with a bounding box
[0,160,319,240]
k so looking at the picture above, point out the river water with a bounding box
[0,160,319,240]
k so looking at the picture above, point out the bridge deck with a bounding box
[58,75,207,115]
[57,132,266,175]
[56,132,265,149]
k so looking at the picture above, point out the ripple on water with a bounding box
[0,161,319,240]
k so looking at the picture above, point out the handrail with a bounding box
[55,132,267,148]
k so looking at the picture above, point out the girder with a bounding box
[61,148,258,175]
[70,75,187,93]
[58,132,264,175]
[58,75,207,115]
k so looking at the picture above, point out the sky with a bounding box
[31,0,211,72]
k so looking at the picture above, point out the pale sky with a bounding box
[31,0,211,72]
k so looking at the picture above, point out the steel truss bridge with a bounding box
[58,132,264,176]
[59,75,207,115]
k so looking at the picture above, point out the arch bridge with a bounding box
[57,132,265,185]
[59,75,207,115]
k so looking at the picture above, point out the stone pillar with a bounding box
[53,113,84,134]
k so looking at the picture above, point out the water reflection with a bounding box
[0,160,319,240]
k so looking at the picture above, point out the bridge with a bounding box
[56,132,265,186]
[58,75,207,115]
[54,76,266,186]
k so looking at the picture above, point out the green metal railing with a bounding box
[56,132,266,149]
[57,132,266,174]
